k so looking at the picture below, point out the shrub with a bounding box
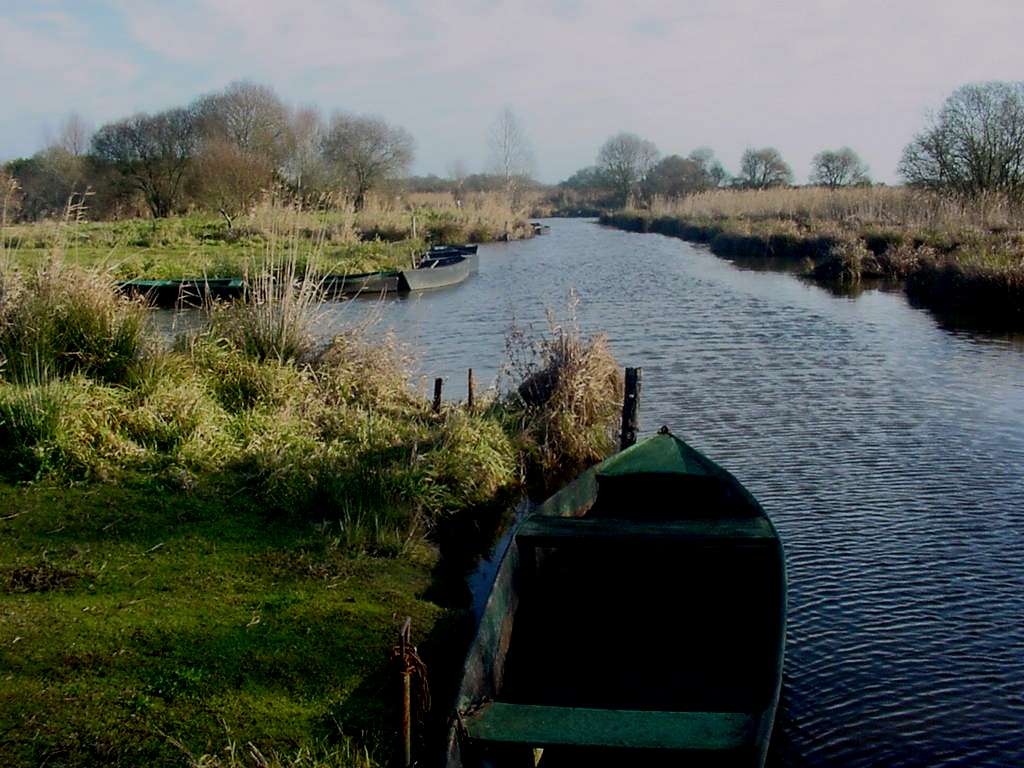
[812,238,874,284]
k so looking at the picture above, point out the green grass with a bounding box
[3,215,422,279]
[1,196,536,281]
[0,481,441,767]
[0,244,624,767]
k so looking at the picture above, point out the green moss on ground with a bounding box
[0,481,441,767]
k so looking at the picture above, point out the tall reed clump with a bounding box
[0,256,148,385]
[504,296,623,482]
[215,204,327,364]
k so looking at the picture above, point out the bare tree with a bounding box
[488,108,533,202]
[688,147,729,187]
[899,81,1024,199]
[597,132,660,207]
[55,112,93,157]
[810,147,870,188]
[321,113,414,210]
[282,106,327,198]
[193,81,290,163]
[447,157,468,200]
[643,155,707,199]
[91,108,198,218]
[194,139,274,228]
[737,147,793,189]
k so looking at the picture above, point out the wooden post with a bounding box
[620,367,642,450]
[432,378,443,414]
[411,213,417,241]
[399,617,412,767]
[467,368,475,411]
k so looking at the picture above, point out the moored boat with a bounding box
[446,428,786,767]
[320,270,401,296]
[427,244,479,257]
[115,277,245,306]
[398,251,478,292]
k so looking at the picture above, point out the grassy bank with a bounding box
[0,242,621,766]
[1,192,533,280]
[600,188,1024,326]
[0,482,440,767]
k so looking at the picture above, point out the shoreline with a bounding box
[599,210,1024,329]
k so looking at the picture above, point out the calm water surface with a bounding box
[186,219,1024,765]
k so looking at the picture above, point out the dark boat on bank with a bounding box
[116,277,245,306]
[321,270,401,297]
[446,429,786,767]
[427,244,479,257]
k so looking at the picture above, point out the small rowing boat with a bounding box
[398,251,479,292]
[446,428,786,767]
[115,277,244,306]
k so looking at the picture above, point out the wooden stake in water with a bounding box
[467,368,475,410]
[433,378,443,414]
[620,367,642,450]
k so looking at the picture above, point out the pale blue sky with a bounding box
[3,0,1022,183]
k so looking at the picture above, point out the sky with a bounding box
[2,0,1023,184]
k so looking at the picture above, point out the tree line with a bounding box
[556,137,872,209]
[2,82,420,222]
[2,85,542,224]
[4,80,1023,222]
[557,81,1024,209]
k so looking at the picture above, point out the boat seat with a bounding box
[462,702,754,751]
[515,516,775,549]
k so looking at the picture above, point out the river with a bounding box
[165,218,1024,765]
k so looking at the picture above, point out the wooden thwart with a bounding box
[515,516,776,549]
[463,702,755,751]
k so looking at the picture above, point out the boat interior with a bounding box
[461,470,784,767]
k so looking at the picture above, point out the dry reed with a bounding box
[504,293,623,480]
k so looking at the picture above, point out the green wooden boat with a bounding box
[446,429,786,767]
[116,277,245,306]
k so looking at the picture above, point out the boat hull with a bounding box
[445,432,786,767]
[116,278,244,306]
[321,271,401,296]
[398,252,478,291]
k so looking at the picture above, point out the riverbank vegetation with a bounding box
[0,223,622,765]
[1,190,533,280]
[601,187,1024,323]
[578,82,1024,326]
[1,81,536,284]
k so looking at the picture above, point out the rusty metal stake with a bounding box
[400,616,412,767]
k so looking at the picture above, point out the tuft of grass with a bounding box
[504,295,623,483]
[0,248,148,386]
